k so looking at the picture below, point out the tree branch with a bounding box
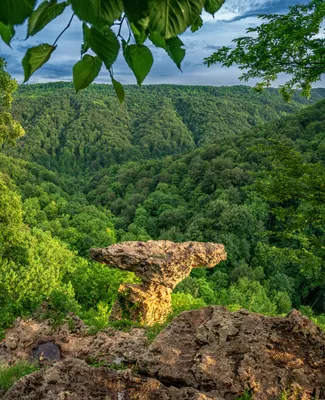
[53,14,75,47]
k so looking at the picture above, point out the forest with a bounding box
[1,82,325,337]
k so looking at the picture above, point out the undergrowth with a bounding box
[0,361,39,392]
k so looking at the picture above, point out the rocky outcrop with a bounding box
[3,358,213,400]
[90,241,227,325]
[2,307,325,399]
[138,307,325,399]
[0,316,148,366]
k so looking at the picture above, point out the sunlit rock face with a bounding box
[90,241,227,325]
[3,309,325,399]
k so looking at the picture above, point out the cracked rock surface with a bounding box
[90,241,227,325]
[3,358,213,400]
[138,307,325,399]
[2,307,325,399]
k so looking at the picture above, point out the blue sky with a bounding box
[0,0,311,85]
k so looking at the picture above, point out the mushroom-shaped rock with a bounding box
[90,241,227,326]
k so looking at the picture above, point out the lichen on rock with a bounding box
[90,240,227,325]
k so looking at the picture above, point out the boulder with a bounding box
[138,307,325,399]
[90,241,226,325]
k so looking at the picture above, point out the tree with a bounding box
[204,0,325,100]
[253,143,325,311]
[0,59,24,144]
[0,173,79,327]
[0,0,225,97]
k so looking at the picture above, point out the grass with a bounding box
[236,390,253,399]
[0,361,39,392]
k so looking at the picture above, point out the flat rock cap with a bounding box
[90,240,227,288]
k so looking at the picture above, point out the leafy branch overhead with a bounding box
[0,0,225,96]
[204,0,325,100]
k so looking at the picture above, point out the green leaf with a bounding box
[148,0,205,39]
[111,77,125,103]
[71,0,123,26]
[130,22,147,45]
[204,0,224,16]
[123,0,148,23]
[89,26,120,69]
[191,16,203,32]
[0,0,36,25]
[166,37,185,70]
[149,31,166,49]
[123,43,153,85]
[149,32,185,70]
[81,22,90,55]
[0,23,15,46]
[73,55,102,92]
[125,0,149,44]
[22,43,56,82]
[27,1,68,38]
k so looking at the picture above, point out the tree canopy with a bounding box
[0,0,225,98]
[1,83,325,334]
[0,59,24,144]
[205,0,325,99]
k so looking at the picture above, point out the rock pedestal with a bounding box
[111,283,173,326]
[90,240,227,325]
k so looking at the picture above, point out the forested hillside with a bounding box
[1,83,325,337]
[4,83,325,174]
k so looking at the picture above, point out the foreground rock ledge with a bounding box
[3,358,213,400]
[90,241,227,325]
[2,307,325,399]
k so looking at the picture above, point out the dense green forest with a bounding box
[1,83,325,336]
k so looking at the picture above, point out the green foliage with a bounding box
[111,77,125,103]
[34,290,81,330]
[107,361,127,370]
[149,33,185,70]
[0,59,24,145]
[88,26,120,70]
[204,0,224,15]
[71,0,123,26]
[22,44,56,82]
[70,263,139,309]
[0,23,15,46]
[148,0,205,38]
[6,84,323,176]
[123,43,153,85]
[0,361,39,392]
[0,0,227,94]
[0,0,36,25]
[0,172,81,333]
[204,0,325,99]
[172,292,207,314]
[300,306,325,331]
[73,55,102,92]
[82,302,111,331]
[221,278,278,315]
[2,83,325,337]
[27,1,68,38]
[236,390,252,400]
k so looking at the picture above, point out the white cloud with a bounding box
[202,0,280,22]
[3,0,322,87]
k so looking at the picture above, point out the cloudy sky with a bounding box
[0,0,311,86]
